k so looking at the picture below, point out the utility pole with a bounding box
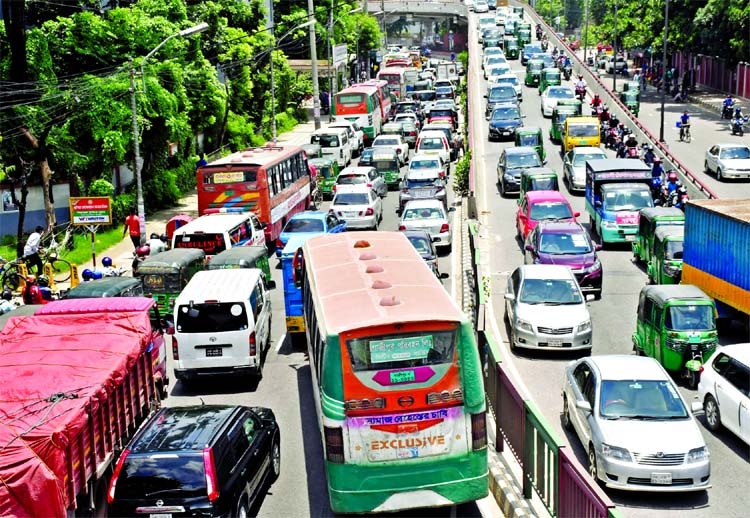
[307,0,321,129]
[129,58,146,245]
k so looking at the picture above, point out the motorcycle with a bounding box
[541,40,549,51]
[563,65,572,81]
[649,175,664,203]
[730,116,748,136]
[722,101,735,119]
[591,105,603,118]
[663,184,689,210]
[626,145,640,159]
[575,85,586,102]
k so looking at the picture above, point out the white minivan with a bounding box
[171,269,272,381]
[311,127,351,167]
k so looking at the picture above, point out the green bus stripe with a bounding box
[322,391,345,420]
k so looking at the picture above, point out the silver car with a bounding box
[703,143,750,180]
[398,199,452,250]
[504,264,592,352]
[563,355,710,492]
[563,147,607,192]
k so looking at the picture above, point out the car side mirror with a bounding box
[574,211,581,218]
[484,94,488,98]
[448,207,456,212]
[504,293,515,301]
[542,158,548,165]
[575,400,592,413]
[267,280,277,290]
[522,114,527,118]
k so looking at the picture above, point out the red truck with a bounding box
[0,302,160,516]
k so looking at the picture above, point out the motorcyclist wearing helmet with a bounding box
[723,94,735,118]
[642,145,656,165]
[651,156,664,178]
[599,105,610,124]
[147,232,167,255]
[22,275,45,305]
[663,171,681,198]
[131,245,150,276]
[575,74,587,98]
[590,94,602,108]
[101,256,119,277]
[81,268,94,282]
[0,289,13,315]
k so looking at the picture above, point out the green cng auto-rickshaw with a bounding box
[504,37,520,59]
[518,167,559,203]
[524,59,545,86]
[538,68,562,95]
[309,157,340,199]
[207,245,272,285]
[647,226,685,285]
[517,28,532,46]
[631,206,685,265]
[515,127,546,163]
[371,148,402,188]
[556,98,583,116]
[619,89,641,117]
[632,284,718,388]
[63,277,144,299]
[549,106,579,142]
[138,248,206,314]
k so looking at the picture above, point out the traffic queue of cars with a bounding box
[474,9,750,495]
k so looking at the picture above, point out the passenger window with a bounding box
[252,284,264,319]
[712,353,731,375]
[243,414,258,443]
[252,215,263,231]
[724,360,750,396]
[573,362,590,393]
[643,297,655,326]
[228,422,251,466]
[583,373,596,408]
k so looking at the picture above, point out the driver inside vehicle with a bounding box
[600,382,631,413]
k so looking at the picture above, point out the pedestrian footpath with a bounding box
[57,110,322,291]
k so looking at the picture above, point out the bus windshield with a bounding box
[346,328,456,371]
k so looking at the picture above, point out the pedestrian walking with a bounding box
[122,207,141,249]
[22,225,45,275]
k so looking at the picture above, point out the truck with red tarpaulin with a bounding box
[0,301,160,516]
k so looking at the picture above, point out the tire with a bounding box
[237,498,250,518]
[500,179,507,197]
[270,437,281,483]
[2,266,21,292]
[717,168,724,181]
[588,445,600,483]
[562,396,573,431]
[508,324,517,352]
[688,370,700,390]
[704,161,710,174]
[704,395,722,432]
[593,290,602,301]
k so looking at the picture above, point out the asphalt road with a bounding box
[467,11,750,518]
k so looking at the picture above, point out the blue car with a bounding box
[275,211,346,257]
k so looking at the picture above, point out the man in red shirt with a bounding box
[122,207,141,249]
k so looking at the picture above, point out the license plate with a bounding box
[625,235,635,242]
[415,191,431,198]
[501,131,511,135]
[205,347,223,357]
[548,339,563,347]
[651,473,672,485]
[344,212,357,218]
[150,515,172,518]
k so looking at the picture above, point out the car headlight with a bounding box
[601,220,618,229]
[578,320,592,332]
[601,443,632,462]
[687,446,709,463]
[516,319,533,332]
[582,259,601,274]
[504,173,515,181]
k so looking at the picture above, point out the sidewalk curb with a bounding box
[488,453,537,518]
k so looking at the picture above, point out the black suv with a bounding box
[107,405,280,517]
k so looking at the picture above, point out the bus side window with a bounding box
[272,165,282,194]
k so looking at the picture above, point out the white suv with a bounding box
[328,120,364,158]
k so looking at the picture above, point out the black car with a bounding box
[485,84,519,119]
[107,405,280,517]
[404,229,441,277]
[496,146,543,196]
[487,103,524,141]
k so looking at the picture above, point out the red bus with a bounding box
[197,144,311,242]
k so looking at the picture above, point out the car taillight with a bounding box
[332,184,337,192]
[367,183,373,188]
[471,412,488,451]
[440,223,449,233]
[275,238,284,250]
[365,207,374,216]
[172,337,179,360]
[203,447,220,502]
[107,449,130,504]
[249,331,256,357]
[399,224,406,230]
[324,426,345,463]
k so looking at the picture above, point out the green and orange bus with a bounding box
[297,232,488,514]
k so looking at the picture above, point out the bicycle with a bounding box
[679,123,691,143]
[1,226,74,291]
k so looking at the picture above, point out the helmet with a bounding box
[160,233,168,243]
[91,270,103,280]
[603,106,609,112]
[37,275,49,288]
[668,171,678,182]
[594,94,600,99]
[81,269,94,281]
[26,275,36,284]
[1,289,12,301]
[578,74,583,79]
[684,110,689,114]
[653,156,661,163]
[102,256,113,267]
[136,245,150,258]
[618,122,625,128]
[150,232,159,240]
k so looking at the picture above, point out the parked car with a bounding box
[563,355,710,492]
[329,185,383,230]
[698,342,750,446]
[516,190,579,240]
[504,264,593,352]
[398,199,452,250]
[496,146,543,195]
[563,146,608,192]
[525,221,603,299]
[107,405,280,516]
[404,229,441,277]
[276,210,346,257]
[703,143,750,180]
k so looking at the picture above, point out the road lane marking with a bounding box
[275,332,286,352]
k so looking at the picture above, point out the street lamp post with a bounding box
[659,0,669,142]
[583,0,590,66]
[613,0,618,93]
[329,6,362,121]
[132,21,208,245]
[307,0,321,130]
[271,20,316,142]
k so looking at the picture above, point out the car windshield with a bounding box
[414,91,436,101]
[507,153,542,169]
[540,232,591,254]
[720,146,750,159]
[176,302,249,333]
[665,240,684,259]
[375,138,399,147]
[604,190,653,211]
[311,134,340,147]
[530,202,573,220]
[548,87,574,98]
[411,159,441,170]
[491,107,520,120]
[284,218,325,233]
[403,207,445,220]
[519,278,583,304]
[489,87,515,101]
[518,134,540,146]
[572,152,605,166]
[497,76,519,86]
[567,124,599,137]
[524,45,542,55]
[407,235,433,256]
[429,109,455,118]
[599,380,689,419]
[333,193,369,206]
[531,177,557,190]
[419,138,445,150]
[665,305,715,331]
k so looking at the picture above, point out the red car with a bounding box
[516,190,579,240]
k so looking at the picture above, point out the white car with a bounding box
[329,185,383,230]
[482,53,507,72]
[415,130,451,168]
[704,143,750,180]
[563,355,710,492]
[486,64,513,84]
[399,199,452,250]
[493,73,523,101]
[475,0,489,13]
[334,166,387,198]
[371,134,409,165]
[328,120,365,158]
[393,112,421,131]
[540,85,576,117]
[698,343,750,446]
[483,47,505,65]
[408,153,446,181]
[464,0,476,11]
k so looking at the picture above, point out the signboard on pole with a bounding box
[333,43,348,68]
[69,197,113,225]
